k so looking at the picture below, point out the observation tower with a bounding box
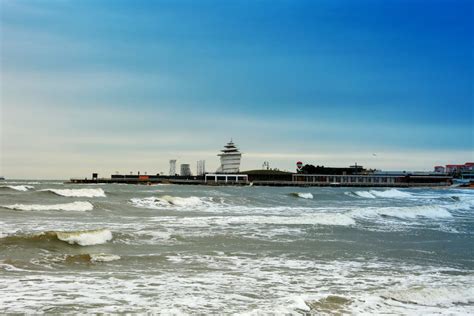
[216,140,242,173]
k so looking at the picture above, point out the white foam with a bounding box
[2,201,93,212]
[136,230,173,242]
[383,286,474,306]
[0,255,472,314]
[351,204,453,220]
[90,253,121,262]
[3,181,41,185]
[352,191,376,199]
[0,185,34,192]
[351,189,412,199]
[216,213,355,226]
[130,195,208,209]
[43,188,106,197]
[370,189,413,198]
[55,229,112,246]
[161,195,204,206]
[286,296,311,312]
[296,192,314,199]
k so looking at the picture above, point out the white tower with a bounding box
[217,140,242,173]
[169,160,177,176]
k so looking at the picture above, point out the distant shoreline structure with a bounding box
[69,170,453,188]
[67,140,459,187]
[216,140,242,173]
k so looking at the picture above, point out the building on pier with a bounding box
[292,172,452,186]
[216,140,242,173]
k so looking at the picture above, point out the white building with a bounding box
[216,140,242,173]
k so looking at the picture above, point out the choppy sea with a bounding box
[0,180,473,314]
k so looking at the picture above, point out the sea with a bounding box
[0,180,473,314]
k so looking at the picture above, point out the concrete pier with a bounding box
[68,174,452,187]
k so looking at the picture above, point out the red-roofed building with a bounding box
[434,166,445,173]
[463,162,474,171]
[445,164,464,173]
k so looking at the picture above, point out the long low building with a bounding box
[70,171,452,187]
[292,173,452,186]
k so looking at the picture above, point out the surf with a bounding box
[289,192,314,199]
[1,201,93,212]
[350,204,453,220]
[62,253,120,263]
[130,195,209,209]
[0,185,34,192]
[41,188,106,198]
[1,229,113,246]
[349,189,413,199]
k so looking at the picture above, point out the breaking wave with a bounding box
[1,229,112,246]
[42,188,106,197]
[350,189,413,199]
[1,201,93,212]
[54,229,112,246]
[349,191,376,199]
[351,204,453,220]
[130,195,209,209]
[290,192,314,199]
[0,185,34,192]
[220,213,356,226]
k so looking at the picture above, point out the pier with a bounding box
[69,172,452,187]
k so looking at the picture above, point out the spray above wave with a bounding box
[1,201,93,212]
[0,185,34,192]
[42,188,106,198]
[1,229,112,246]
[290,192,314,199]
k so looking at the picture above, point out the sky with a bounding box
[1,0,473,179]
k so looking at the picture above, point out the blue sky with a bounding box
[1,0,473,178]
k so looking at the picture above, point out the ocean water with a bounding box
[0,181,473,314]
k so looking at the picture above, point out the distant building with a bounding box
[180,164,192,176]
[216,140,242,173]
[446,164,464,174]
[169,160,177,176]
[463,162,474,171]
[434,166,445,173]
[196,160,206,176]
